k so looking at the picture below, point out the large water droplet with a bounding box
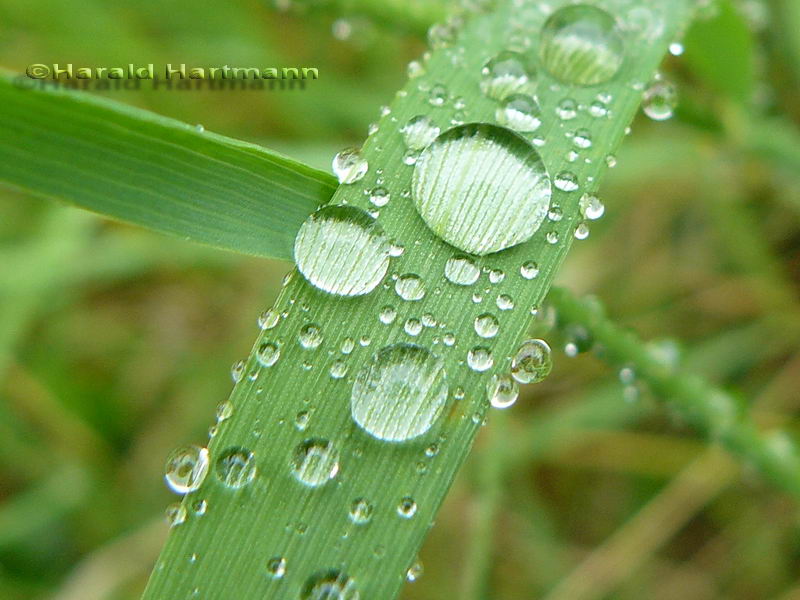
[540,4,624,86]
[215,447,257,488]
[165,445,210,494]
[301,570,359,600]
[412,124,551,255]
[480,51,533,100]
[294,206,390,297]
[511,339,553,384]
[445,255,481,286]
[332,148,368,184]
[351,343,448,442]
[292,439,340,487]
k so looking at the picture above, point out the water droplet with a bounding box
[231,360,245,382]
[496,294,514,310]
[445,255,481,286]
[368,186,390,207]
[192,498,207,516]
[579,193,605,220]
[474,313,499,338]
[292,439,340,487]
[412,124,551,255]
[301,570,359,600]
[487,374,519,409]
[589,100,609,118]
[351,343,448,442]
[407,60,425,78]
[299,324,324,349]
[488,269,505,284]
[404,318,423,336]
[643,76,677,121]
[397,497,418,518]
[574,222,590,239]
[520,261,539,279]
[406,559,424,582]
[668,41,684,56]
[332,147,368,184]
[496,93,542,132]
[401,115,441,152]
[554,171,579,192]
[330,360,348,379]
[556,98,578,120]
[540,4,624,86]
[165,502,187,527]
[257,342,281,367]
[215,447,257,488]
[480,51,533,100]
[216,401,233,423]
[467,346,494,372]
[443,333,456,347]
[296,411,310,430]
[428,22,456,49]
[165,445,210,495]
[379,305,397,324]
[266,557,287,579]
[429,83,448,106]
[295,206,390,297]
[573,128,593,149]
[511,339,553,384]
[349,498,374,524]
[395,274,426,301]
[258,309,280,330]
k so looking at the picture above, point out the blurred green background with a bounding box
[2,0,800,598]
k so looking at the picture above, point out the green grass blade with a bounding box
[0,72,336,260]
[141,1,696,598]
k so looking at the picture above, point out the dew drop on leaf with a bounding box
[165,445,209,495]
[292,439,340,487]
[445,255,481,286]
[539,4,625,86]
[215,447,257,489]
[294,206,390,297]
[480,51,533,100]
[301,570,359,600]
[496,93,542,132]
[351,343,448,442]
[412,124,551,255]
[332,147,368,184]
[486,373,519,409]
[511,339,553,384]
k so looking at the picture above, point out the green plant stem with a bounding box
[547,286,800,499]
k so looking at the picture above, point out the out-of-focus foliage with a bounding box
[1,0,799,599]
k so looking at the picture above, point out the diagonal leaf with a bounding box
[0,71,337,260]
[140,1,698,599]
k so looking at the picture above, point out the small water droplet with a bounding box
[395,274,426,301]
[294,206,390,297]
[332,147,368,184]
[572,128,593,149]
[165,503,187,527]
[540,4,625,86]
[299,324,324,349]
[404,318,423,336]
[296,411,310,430]
[368,186,390,207]
[497,93,542,132]
[406,559,424,582]
[216,401,233,423]
[258,309,280,330]
[487,374,519,409]
[445,255,481,286]
[496,294,515,310]
[520,261,540,279]
[292,439,340,487]
[643,76,677,121]
[330,360,348,379]
[467,346,494,371]
[554,171,579,192]
[165,445,209,495]
[511,339,553,384]
[231,360,245,382]
[428,83,448,106]
[379,305,397,324]
[349,498,374,524]
[474,313,499,338]
[574,222,590,239]
[556,98,578,120]
[579,193,605,220]
[301,570,359,600]
[397,497,418,518]
[266,557,287,579]
[351,343,448,442]
[257,342,281,367]
[480,51,533,100]
[215,447,257,488]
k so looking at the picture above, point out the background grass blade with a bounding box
[141,1,696,598]
[0,72,336,261]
